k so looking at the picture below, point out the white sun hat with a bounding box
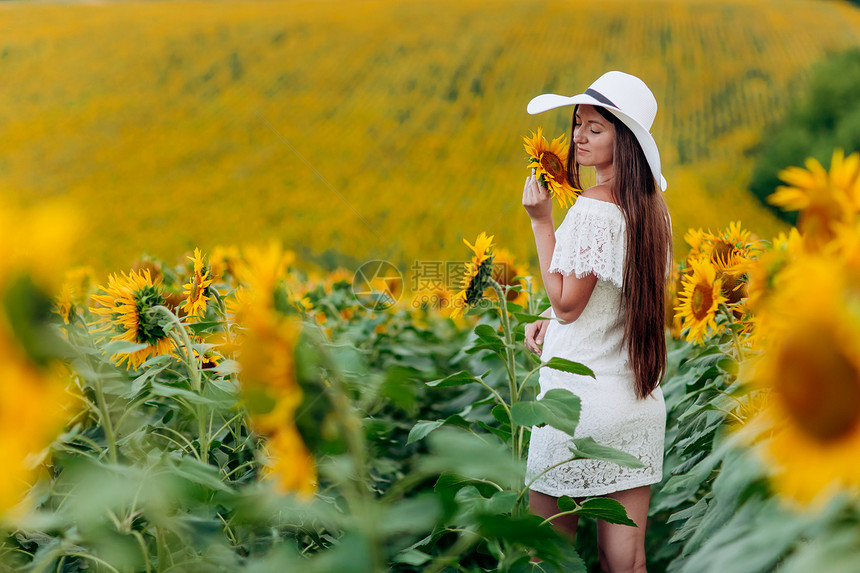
[527,70,667,192]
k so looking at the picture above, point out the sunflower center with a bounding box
[690,283,713,321]
[134,285,168,345]
[541,153,565,179]
[776,325,860,442]
[711,241,738,269]
[721,273,747,306]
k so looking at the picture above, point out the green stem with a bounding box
[539,506,582,527]
[155,306,202,393]
[518,455,586,503]
[63,554,122,573]
[474,377,513,425]
[154,306,209,461]
[719,303,745,362]
[212,289,233,343]
[516,362,545,403]
[318,340,382,572]
[70,327,119,463]
[488,279,520,459]
[131,531,153,573]
[197,407,210,463]
[92,377,118,464]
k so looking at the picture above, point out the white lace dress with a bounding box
[525,196,666,498]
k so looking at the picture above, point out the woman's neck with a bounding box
[595,166,614,188]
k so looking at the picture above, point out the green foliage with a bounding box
[750,48,860,223]
[13,248,860,571]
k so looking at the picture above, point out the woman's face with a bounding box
[573,105,615,170]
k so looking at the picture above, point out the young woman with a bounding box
[521,71,672,572]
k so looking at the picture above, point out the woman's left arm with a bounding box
[522,175,597,323]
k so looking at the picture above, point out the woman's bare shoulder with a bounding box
[580,185,617,205]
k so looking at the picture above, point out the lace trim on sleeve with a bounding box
[549,200,626,288]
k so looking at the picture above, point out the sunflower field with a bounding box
[5,0,860,571]
[2,149,860,571]
[4,0,860,272]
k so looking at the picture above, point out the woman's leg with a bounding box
[595,485,651,573]
[528,488,579,542]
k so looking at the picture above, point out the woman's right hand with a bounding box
[525,319,549,355]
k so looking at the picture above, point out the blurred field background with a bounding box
[3,0,860,274]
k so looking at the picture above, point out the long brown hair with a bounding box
[567,105,673,399]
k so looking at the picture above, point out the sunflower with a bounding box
[209,245,241,287]
[703,221,762,315]
[54,283,74,326]
[411,286,455,316]
[683,228,711,262]
[674,257,727,344]
[235,299,303,434]
[490,248,530,308]
[325,268,355,290]
[181,248,215,320]
[53,266,96,326]
[0,201,78,292]
[0,352,70,516]
[769,150,859,249]
[829,220,860,273]
[262,425,317,499]
[523,128,580,208]
[743,228,803,312]
[745,254,860,505]
[235,242,296,300]
[89,269,173,369]
[708,221,759,273]
[366,274,403,310]
[448,232,495,319]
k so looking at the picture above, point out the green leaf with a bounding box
[476,513,555,545]
[151,382,218,406]
[407,414,470,445]
[434,472,501,499]
[512,311,549,324]
[667,495,709,544]
[543,357,595,378]
[102,339,150,356]
[510,389,581,436]
[426,370,482,388]
[474,323,502,341]
[717,356,739,376]
[474,420,511,442]
[169,456,235,493]
[485,490,518,515]
[569,497,637,527]
[407,420,444,444]
[556,495,579,512]
[212,359,240,374]
[380,365,420,412]
[378,495,441,536]
[510,401,543,427]
[392,549,431,566]
[491,405,511,425]
[420,428,523,490]
[465,341,506,354]
[677,498,815,573]
[569,437,644,468]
